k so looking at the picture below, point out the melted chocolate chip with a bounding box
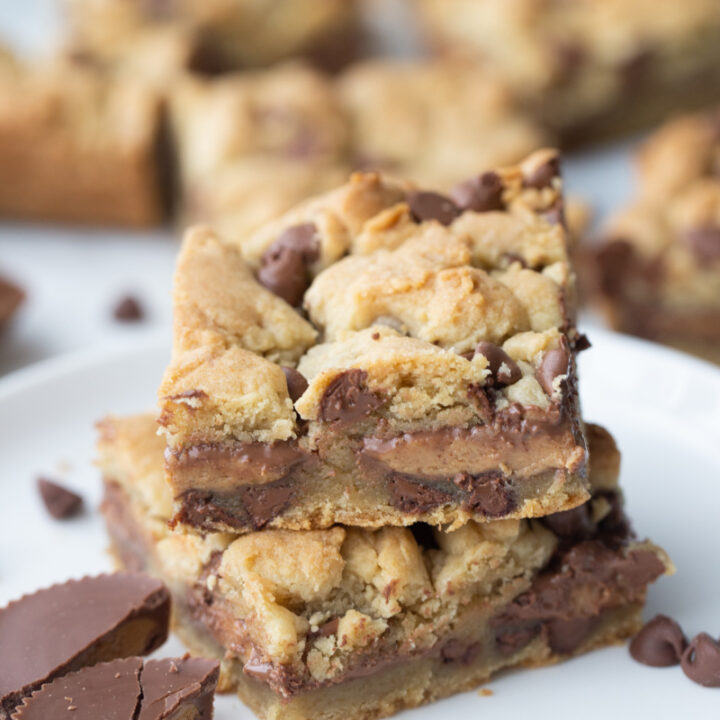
[386,475,452,514]
[281,367,308,403]
[681,633,720,687]
[440,639,482,665]
[113,295,144,322]
[474,341,522,387]
[523,156,561,189]
[37,478,83,519]
[630,615,687,667]
[407,191,461,226]
[542,503,595,542]
[536,346,570,398]
[319,370,384,424]
[684,226,720,263]
[257,223,319,307]
[239,483,295,530]
[547,616,600,655]
[450,172,504,212]
[454,472,517,517]
[495,624,541,657]
[573,333,591,352]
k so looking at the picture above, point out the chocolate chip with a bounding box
[454,472,517,517]
[523,156,561,190]
[37,477,83,519]
[319,369,384,424]
[257,223,319,307]
[621,48,653,90]
[681,633,720,687]
[536,345,570,398]
[240,483,295,531]
[281,367,308,403]
[113,295,144,322]
[474,341,521,387]
[547,616,600,655]
[440,639,482,665]
[386,475,452,514]
[450,172,504,212]
[495,624,541,657]
[683,226,720,263]
[542,503,595,541]
[408,191,461,226]
[630,615,687,667]
[573,333,591,352]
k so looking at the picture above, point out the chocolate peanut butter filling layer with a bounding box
[0,573,170,718]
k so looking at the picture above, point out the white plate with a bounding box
[0,329,719,718]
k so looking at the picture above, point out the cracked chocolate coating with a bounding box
[0,573,170,718]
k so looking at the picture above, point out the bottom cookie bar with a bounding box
[98,415,670,720]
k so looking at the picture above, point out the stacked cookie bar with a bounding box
[99,153,670,719]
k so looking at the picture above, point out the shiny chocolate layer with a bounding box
[0,573,170,718]
[11,656,219,720]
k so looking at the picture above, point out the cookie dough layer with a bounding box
[98,413,669,720]
[582,107,720,364]
[0,51,165,227]
[158,153,589,534]
[416,0,720,144]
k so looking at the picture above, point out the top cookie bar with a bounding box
[159,150,589,534]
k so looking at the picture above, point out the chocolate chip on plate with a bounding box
[408,191,461,226]
[37,477,83,519]
[681,633,720,687]
[629,615,688,667]
[113,295,144,322]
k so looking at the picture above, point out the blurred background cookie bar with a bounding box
[582,107,720,363]
[415,0,720,144]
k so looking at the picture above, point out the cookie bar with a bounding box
[159,151,587,532]
[0,273,23,328]
[337,58,548,188]
[171,63,350,239]
[65,0,359,73]
[11,656,219,720]
[98,413,669,720]
[582,108,720,363]
[0,52,165,226]
[158,152,589,534]
[415,0,720,144]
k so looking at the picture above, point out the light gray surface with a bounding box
[0,0,647,375]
